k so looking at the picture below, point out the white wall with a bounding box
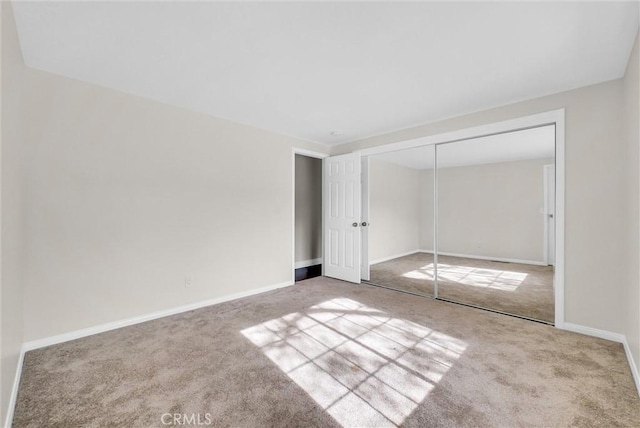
[624,32,640,375]
[334,78,627,333]
[371,157,550,264]
[20,66,328,342]
[418,169,434,252]
[368,158,420,262]
[294,155,322,265]
[437,158,552,263]
[1,2,26,424]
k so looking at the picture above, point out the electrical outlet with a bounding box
[185,276,192,288]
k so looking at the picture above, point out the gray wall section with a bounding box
[418,169,435,252]
[436,158,553,263]
[368,158,420,262]
[369,157,551,264]
[21,66,328,343]
[295,155,322,264]
[623,32,640,381]
[1,2,26,425]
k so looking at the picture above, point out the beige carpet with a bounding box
[13,277,637,427]
[369,253,554,323]
[369,253,437,297]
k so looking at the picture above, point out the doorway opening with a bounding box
[293,150,326,281]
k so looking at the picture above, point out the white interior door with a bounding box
[544,164,556,266]
[324,153,362,283]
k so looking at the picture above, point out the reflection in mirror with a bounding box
[436,125,555,323]
[364,144,435,297]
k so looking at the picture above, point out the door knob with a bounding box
[361,222,368,227]
[352,222,359,227]
[548,214,554,219]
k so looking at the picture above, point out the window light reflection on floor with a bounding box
[241,298,467,427]
[402,263,528,291]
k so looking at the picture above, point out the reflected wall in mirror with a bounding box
[365,145,435,297]
[436,125,555,323]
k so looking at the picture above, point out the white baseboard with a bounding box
[422,250,546,266]
[22,280,294,352]
[370,250,423,266]
[562,323,639,396]
[294,258,322,269]
[561,322,625,343]
[622,337,640,396]
[4,345,26,428]
[369,249,546,267]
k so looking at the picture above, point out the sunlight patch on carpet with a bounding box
[402,263,527,291]
[241,298,467,427]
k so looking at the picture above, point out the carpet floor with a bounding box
[13,277,637,427]
[369,253,554,323]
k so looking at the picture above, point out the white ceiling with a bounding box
[12,1,639,146]
[371,124,555,170]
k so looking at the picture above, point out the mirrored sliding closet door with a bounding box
[435,126,556,323]
[365,144,435,297]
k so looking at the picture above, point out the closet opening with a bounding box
[293,150,326,281]
[322,110,565,327]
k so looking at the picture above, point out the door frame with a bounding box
[355,109,566,328]
[292,148,329,283]
[543,163,556,267]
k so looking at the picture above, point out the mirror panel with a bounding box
[365,144,435,297]
[435,125,555,323]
